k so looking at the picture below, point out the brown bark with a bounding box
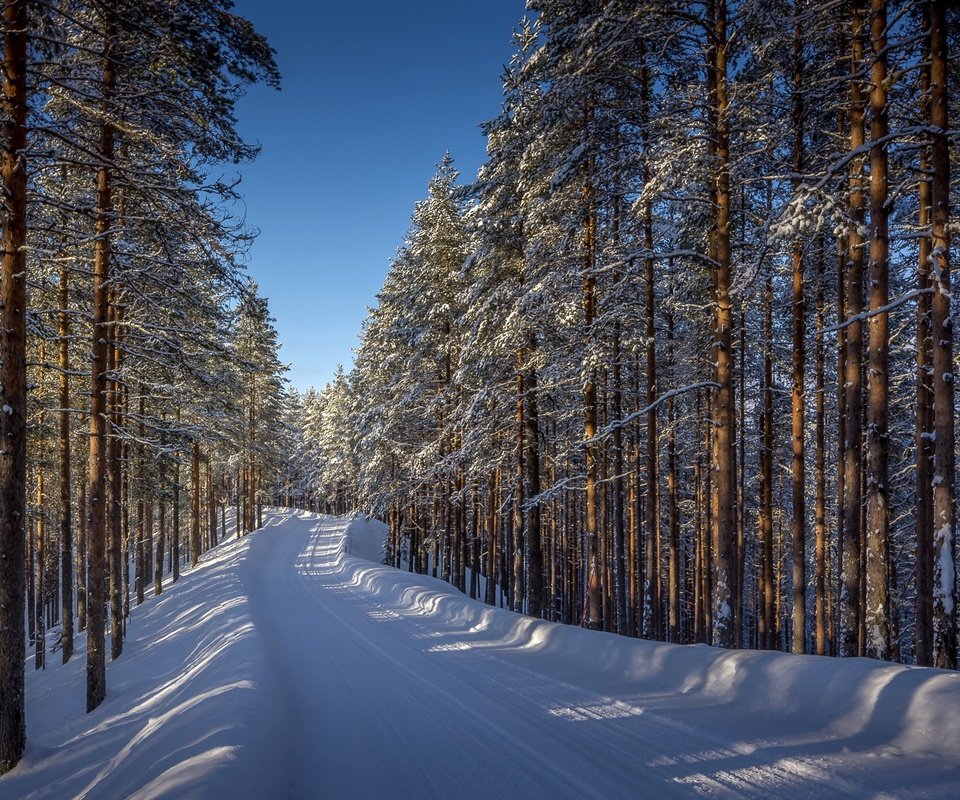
[512,361,523,611]
[790,1,806,655]
[155,459,165,595]
[841,0,866,658]
[58,255,74,664]
[929,0,956,670]
[582,145,602,630]
[77,479,87,632]
[864,0,890,660]
[191,441,201,566]
[86,6,116,712]
[710,0,736,648]
[761,265,775,650]
[815,240,828,656]
[524,335,543,619]
[485,474,497,605]
[172,441,180,582]
[667,311,680,642]
[207,458,216,549]
[0,0,28,770]
[915,1,934,667]
[108,292,123,659]
[136,489,144,606]
[611,324,626,634]
[736,304,746,647]
[35,437,46,670]
[643,246,659,639]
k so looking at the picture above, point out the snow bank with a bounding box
[343,513,388,564]
[334,515,960,765]
[1,512,289,800]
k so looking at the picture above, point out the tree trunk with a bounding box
[35,456,46,670]
[0,0,28,767]
[77,479,87,632]
[582,142,602,630]
[512,363,523,611]
[524,335,543,619]
[191,441,201,566]
[835,204,847,655]
[710,0,736,649]
[790,1,806,655]
[155,460,165,595]
[667,311,680,642]
[86,6,116,712]
[815,240,828,656]
[108,293,123,660]
[841,0,866,658]
[58,256,74,664]
[761,264,775,650]
[929,0,956,670]
[172,455,180,582]
[914,1,934,667]
[611,324,626,634]
[864,0,890,660]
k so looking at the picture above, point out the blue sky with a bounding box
[230,1,527,392]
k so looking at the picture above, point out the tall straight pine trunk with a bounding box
[929,0,956,670]
[790,0,807,655]
[59,255,74,664]
[0,0,28,772]
[841,0,866,658]
[914,1,934,667]
[709,0,737,648]
[864,0,891,661]
[582,104,601,628]
[86,5,116,712]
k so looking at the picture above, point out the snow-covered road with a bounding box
[3,509,959,799]
[240,512,960,799]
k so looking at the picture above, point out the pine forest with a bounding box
[288,1,959,668]
[1,0,960,795]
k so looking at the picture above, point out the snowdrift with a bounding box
[334,515,960,765]
[0,512,289,800]
[2,508,957,799]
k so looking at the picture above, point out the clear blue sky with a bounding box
[230,1,527,392]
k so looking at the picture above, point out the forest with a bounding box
[286,0,960,682]
[2,0,959,786]
[0,0,289,775]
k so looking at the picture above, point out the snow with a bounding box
[3,509,960,799]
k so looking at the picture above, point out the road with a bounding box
[237,512,958,799]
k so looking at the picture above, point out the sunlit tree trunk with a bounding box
[709,0,736,648]
[841,0,866,658]
[929,0,956,670]
[864,0,890,661]
[86,5,116,712]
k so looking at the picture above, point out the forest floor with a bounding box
[2,510,960,799]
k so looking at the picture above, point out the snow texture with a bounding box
[3,509,959,799]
